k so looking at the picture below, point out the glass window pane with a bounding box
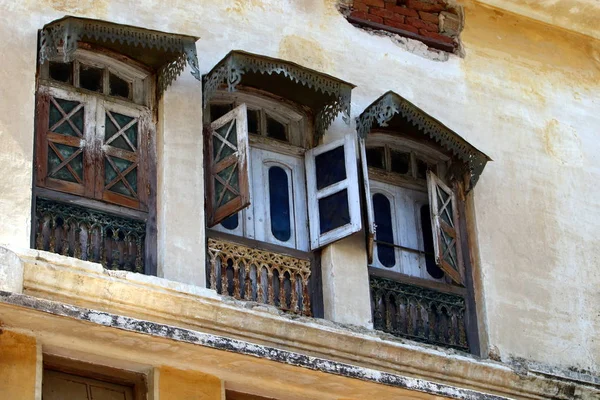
[213,120,237,162]
[49,61,72,84]
[109,73,131,99]
[210,104,233,121]
[373,193,395,268]
[248,109,260,134]
[420,205,443,279]
[318,189,350,234]
[48,144,82,183]
[105,112,137,152]
[315,145,346,190]
[221,213,239,230]
[390,150,410,175]
[266,116,287,142]
[49,99,83,137]
[366,147,385,170]
[79,64,103,92]
[269,166,291,241]
[215,163,239,206]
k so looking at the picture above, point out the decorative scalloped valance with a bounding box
[38,16,200,96]
[356,91,490,189]
[202,50,355,140]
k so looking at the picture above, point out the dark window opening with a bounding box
[210,104,233,121]
[269,166,291,241]
[420,204,443,279]
[49,61,73,84]
[318,189,350,234]
[373,193,395,268]
[109,72,131,99]
[79,64,103,92]
[315,145,346,190]
[366,146,385,170]
[390,150,410,175]
[266,115,287,142]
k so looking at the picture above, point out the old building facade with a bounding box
[0,0,599,399]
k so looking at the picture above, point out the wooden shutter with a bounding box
[35,86,96,197]
[94,99,151,211]
[205,103,251,227]
[427,171,464,284]
[43,370,134,400]
[305,135,362,250]
[358,138,375,264]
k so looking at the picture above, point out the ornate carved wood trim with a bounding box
[203,50,355,141]
[38,16,200,96]
[356,91,491,189]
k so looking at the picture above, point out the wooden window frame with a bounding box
[33,46,158,275]
[305,135,362,250]
[43,354,147,400]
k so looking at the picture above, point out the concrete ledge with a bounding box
[8,250,599,400]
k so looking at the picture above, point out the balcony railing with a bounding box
[207,236,312,316]
[34,197,147,273]
[370,269,468,351]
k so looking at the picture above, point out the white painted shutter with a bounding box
[358,138,375,264]
[427,170,464,284]
[205,104,251,227]
[305,135,362,250]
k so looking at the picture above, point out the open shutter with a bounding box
[35,86,96,197]
[427,171,464,285]
[306,135,361,250]
[205,104,250,227]
[95,99,151,211]
[358,138,375,264]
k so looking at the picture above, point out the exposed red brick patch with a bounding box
[385,19,419,34]
[384,4,418,17]
[363,0,385,7]
[350,10,384,24]
[370,7,406,22]
[418,11,439,23]
[406,16,438,31]
[405,0,446,12]
[419,29,454,44]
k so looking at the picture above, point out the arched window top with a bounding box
[202,50,355,141]
[356,91,491,190]
[206,90,312,150]
[38,16,200,96]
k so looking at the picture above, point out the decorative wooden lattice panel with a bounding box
[207,238,312,316]
[370,274,468,351]
[35,197,146,273]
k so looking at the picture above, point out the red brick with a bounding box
[370,7,396,20]
[406,16,438,31]
[419,29,454,44]
[383,15,405,24]
[385,19,419,34]
[405,0,446,12]
[384,4,418,17]
[350,10,384,24]
[418,11,439,23]
[353,2,369,12]
[363,0,385,7]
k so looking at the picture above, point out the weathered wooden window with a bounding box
[306,136,362,249]
[427,170,464,284]
[205,104,251,227]
[35,86,152,211]
[34,48,157,274]
[43,355,146,400]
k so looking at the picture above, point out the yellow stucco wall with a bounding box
[0,330,39,400]
[158,367,223,400]
[0,0,597,376]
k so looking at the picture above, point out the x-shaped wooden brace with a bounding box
[105,156,138,198]
[213,120,237,163]
[49,97,84,137]
[105,111,138,151]
[214,163,239,207]
[48,143,84,184]
[436,189,457,267]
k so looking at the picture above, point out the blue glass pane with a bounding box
[221,213,239,230]
[420,205,444,279]
[269,166,291,241]
[318,189,350,234]
[315,146,346,190]
[373,193,395,268]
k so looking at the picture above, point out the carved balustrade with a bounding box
[207,237,312,316]
[370,273,468,351]
[34,197,146,273]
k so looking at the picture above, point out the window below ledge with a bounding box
[340,0,463,53]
